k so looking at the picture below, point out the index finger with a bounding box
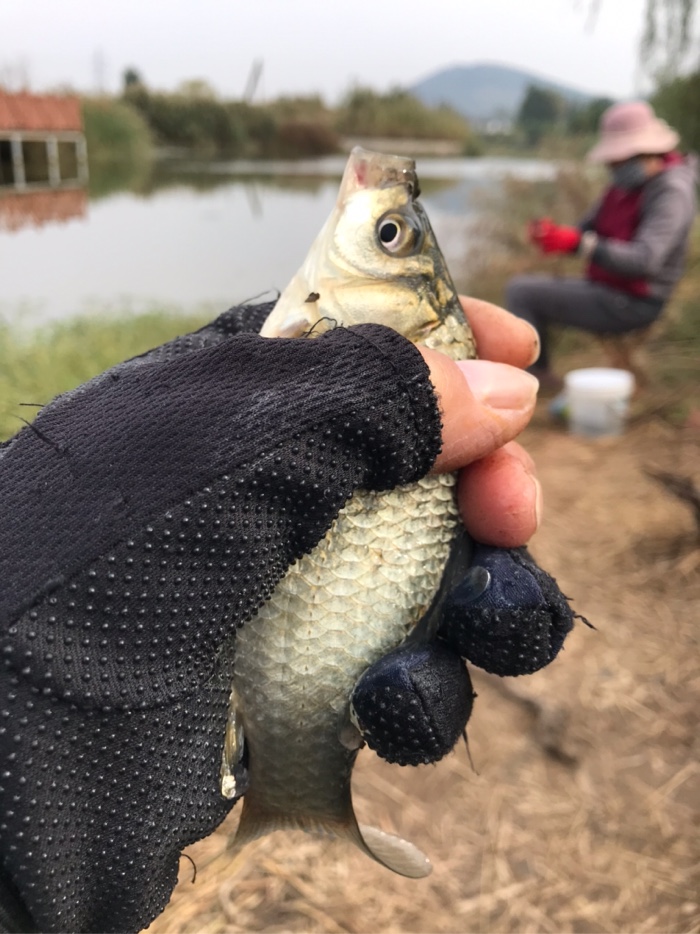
[460,296,540,369]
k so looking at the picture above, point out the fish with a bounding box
[221,147,477,878]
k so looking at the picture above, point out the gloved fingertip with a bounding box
[440,546,577,677]
[351,642,474,767]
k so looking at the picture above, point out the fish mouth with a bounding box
[342,147,420,202]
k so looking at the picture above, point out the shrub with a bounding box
[275,121,340,157]
[335,86,474,142]
[652,71,700,153]
[124,86,245,155]
[82,96,153,165]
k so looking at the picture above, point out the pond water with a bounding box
[0,155,556,328]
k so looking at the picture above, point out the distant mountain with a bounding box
[410,63,601,124]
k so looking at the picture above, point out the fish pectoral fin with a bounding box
[338,707,365,750]
[407,530,478,645]
[220,688,249,800]
[357,823,432,879]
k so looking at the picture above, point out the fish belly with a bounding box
[232,473,459,828]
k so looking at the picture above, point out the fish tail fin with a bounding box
[229,795,283,852]
[230,794,352,852]
[230,794,431,879]
[352,821,432,879]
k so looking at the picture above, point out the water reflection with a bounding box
[85,153,557,204]
[0,186,87,232]
[0,155,556,327]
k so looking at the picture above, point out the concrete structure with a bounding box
[0,92,88,190]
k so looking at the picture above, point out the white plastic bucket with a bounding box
[564,367,635,437]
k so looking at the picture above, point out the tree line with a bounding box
[515,71,699,152]
[117,71,478,159]
[84,64,698,168]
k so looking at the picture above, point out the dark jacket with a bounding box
[581,153,698,302]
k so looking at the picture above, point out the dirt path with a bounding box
[146,417,699,934]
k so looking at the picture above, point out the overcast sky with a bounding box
[3,0,655,103]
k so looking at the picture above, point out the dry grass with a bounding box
[145,414,700,934]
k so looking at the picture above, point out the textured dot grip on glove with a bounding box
[439,545,575,676]
[350,641,474,766]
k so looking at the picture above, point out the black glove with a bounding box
[350,543,576,766]
[349,639,475,767]
[439,543,575,676]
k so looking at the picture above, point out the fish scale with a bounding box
[224,147,476,877]
[233,475,458,820]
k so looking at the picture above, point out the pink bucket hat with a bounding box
[587,101,680,163]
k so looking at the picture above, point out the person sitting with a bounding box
[506,100,698,391]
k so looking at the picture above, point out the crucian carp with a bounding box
[221,147,477,878]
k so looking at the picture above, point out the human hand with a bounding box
[351,540,577,765]
[352,298,578,768]
[418,296,542,548]
[528,217,581,254]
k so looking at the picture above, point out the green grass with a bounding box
[0,309,211,441]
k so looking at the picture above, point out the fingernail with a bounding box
[524,324,541,367]
[515,455,543,528]
[532,474,543,527]
[457,360,539,410]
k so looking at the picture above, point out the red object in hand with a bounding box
[528,218,581,254]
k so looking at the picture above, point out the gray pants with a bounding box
[505,276,664,369]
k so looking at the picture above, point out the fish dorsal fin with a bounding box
[357,823,432,879]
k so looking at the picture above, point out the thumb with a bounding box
[417,348,539,474]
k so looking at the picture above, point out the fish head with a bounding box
[260,148,474,359]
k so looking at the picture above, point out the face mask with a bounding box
[610,157,648,190]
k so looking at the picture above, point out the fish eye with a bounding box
[376,213,422,256]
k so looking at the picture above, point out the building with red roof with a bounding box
[0,92,83,133]
[0,91,88,192]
